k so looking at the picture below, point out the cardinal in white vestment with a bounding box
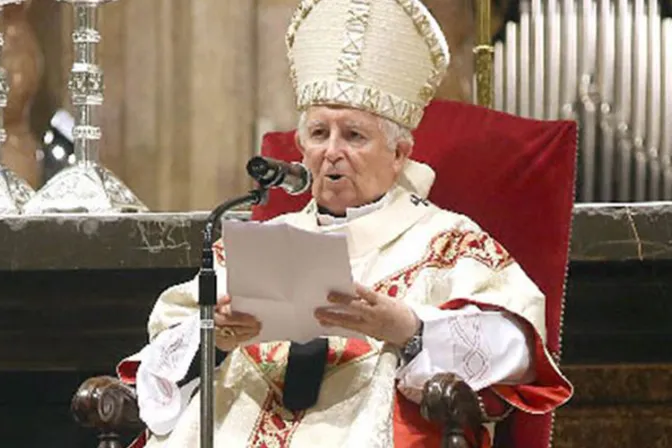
[117,1,573,447]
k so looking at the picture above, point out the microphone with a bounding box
[246,156,311,195]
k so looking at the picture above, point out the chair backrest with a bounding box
[251,99,577,448]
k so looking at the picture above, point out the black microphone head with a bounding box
[246,156,311,195]
[246,156,283,187]
[246,156,269,179]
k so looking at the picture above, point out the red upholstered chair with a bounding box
[251,99,577,448]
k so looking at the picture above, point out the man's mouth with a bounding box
[326,174,343,181]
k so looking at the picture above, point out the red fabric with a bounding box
[478,388,513,420]
[251,99,577,448]
[117,359,140,385]
[126,431,148,448]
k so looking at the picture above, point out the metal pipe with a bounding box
[632,0,648,201]
[545,0,561,120]
[494,40,504,111]
[661,19,672,198]
[615,0,633,201]
[598,0,616,201]
[531,0,545,119]
[519,0,531,117]
[560,0,578,119]
[474,0,494,108]
[647,0,662,199]
[504,22,518,114]
[199,303,215,448]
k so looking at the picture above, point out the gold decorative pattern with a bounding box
[474,0,494,108]
[285,0,322,94]
[474,44,494,108]
[242,337,377,397]
[337,0,371,83]
[394,0,450,103]
[248,392,305,447]
[374,229,514,300]
[285,0,318,49]
[297,80,426,129]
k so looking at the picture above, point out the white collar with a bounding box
[316,192,391,227]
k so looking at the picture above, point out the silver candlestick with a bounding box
[24,0,147,213]
[0,0,35,215]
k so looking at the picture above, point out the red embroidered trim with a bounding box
[375,230,513,298]
[329,338,372,365]
[244,342,290,390]
[248,392,305,447]
[244,338,374,391]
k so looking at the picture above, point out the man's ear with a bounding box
[393,140,413,172]
[294,130,306,156]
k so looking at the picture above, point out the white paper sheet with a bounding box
[222,220,363,344]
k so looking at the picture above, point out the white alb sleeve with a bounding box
[396,304,534,403]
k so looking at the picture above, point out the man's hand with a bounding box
[214,295,262,351]
[314,283,420,347]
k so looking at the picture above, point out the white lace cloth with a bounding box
[136,314,201,436]
[136,306,532,435]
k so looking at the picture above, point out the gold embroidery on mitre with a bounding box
[296,80,426,129]
[285,0,323,94]
[337,0,371,83]
[361,87,381,111]
[395,0,450,107]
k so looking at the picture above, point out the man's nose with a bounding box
[324,136,344,162]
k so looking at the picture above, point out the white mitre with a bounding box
[286,0,450,131]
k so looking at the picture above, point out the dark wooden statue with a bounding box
[72,373,487,448]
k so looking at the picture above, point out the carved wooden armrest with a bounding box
[72,373,485,448]
[421,373,485,448]
[71,376,145,448]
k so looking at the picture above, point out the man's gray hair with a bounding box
[297,111,414,151]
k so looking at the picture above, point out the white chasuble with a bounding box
[118,185,572,448]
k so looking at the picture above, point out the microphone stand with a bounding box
[198,187,268,448]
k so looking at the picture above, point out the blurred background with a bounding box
[0,0,535,211]
[6,1,671,211]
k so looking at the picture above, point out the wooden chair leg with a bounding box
[96,433,124,448]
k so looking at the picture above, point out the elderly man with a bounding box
[119,1,572,447]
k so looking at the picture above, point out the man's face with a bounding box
[297,106,410,216]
